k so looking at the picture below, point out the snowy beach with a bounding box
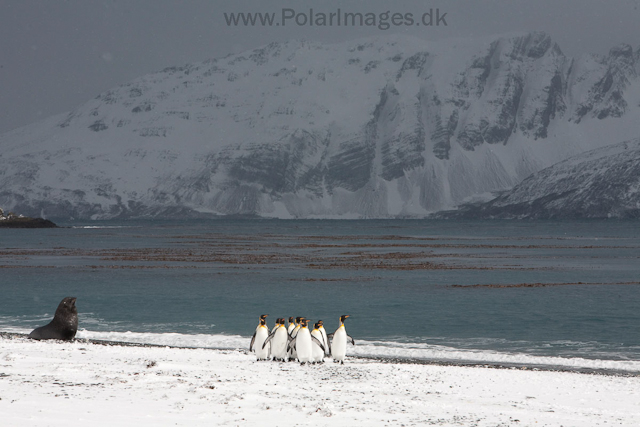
[1,335,638,427]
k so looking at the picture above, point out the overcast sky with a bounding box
[1,0,638,134]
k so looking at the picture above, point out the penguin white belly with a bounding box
[331,327,348,361]
[254,326,270,360]
[311,330,325,362]
[295,328,313,363]
[271,327,288,361]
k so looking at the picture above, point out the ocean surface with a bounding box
[1,219,639,373]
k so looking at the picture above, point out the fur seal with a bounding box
[28,297,78,341]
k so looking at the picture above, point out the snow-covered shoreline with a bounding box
[4,329,640,376]
[1,334,638,426]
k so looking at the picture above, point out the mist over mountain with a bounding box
[1,32,638,219]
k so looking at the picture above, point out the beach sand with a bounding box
[1,335,638,426]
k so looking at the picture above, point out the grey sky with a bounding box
[1,0,638,134]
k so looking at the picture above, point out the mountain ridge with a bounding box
[439,138,640,219]
[1,32,638,219]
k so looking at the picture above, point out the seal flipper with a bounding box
[347,335,355,346]
[310,334,325,353]
[249,331,257,352]
[28,326,45,340]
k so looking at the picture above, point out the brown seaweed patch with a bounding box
[0,265,57,269]
[450,281,640,289]
[306,261,468,270]
[87,265,198,269]
[295,277,376,282]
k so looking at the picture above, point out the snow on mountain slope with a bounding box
[0,32,638,219]
[442,138,640,219]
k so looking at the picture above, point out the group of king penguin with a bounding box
[249,314,355,365]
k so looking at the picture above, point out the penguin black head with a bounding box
[340,315,350,323]
[295,316,303,324]
[314,322,320,330]
[288,316,294,324]
[259,314,268,325]
[317,320,324,327]
[301,319,310,328]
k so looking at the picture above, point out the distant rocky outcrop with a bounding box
[0,208,57,228]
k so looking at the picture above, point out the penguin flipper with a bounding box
[287,336,297,352]
[249,331,256,352]
[262,331,276,350]
[326,333,334,353]
[311,335,325,353]
[347,335,355,346]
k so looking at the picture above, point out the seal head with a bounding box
[28,297,78,341]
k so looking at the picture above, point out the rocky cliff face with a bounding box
[444,138,640,219]
[0,32,638,219]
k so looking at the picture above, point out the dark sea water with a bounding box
[1,219,639,372]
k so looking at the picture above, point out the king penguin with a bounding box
[249,314,270,361]
[288,316,303,362]
[288,319,324,365]
[287,317,295,334]
[263,318,289,361]
[311,322,326,363]
[271,317,281,335]
[327,314,355,364]
[317,320,330,356]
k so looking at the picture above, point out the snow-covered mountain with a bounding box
[440,138,640,219]
[0,32,639,219]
